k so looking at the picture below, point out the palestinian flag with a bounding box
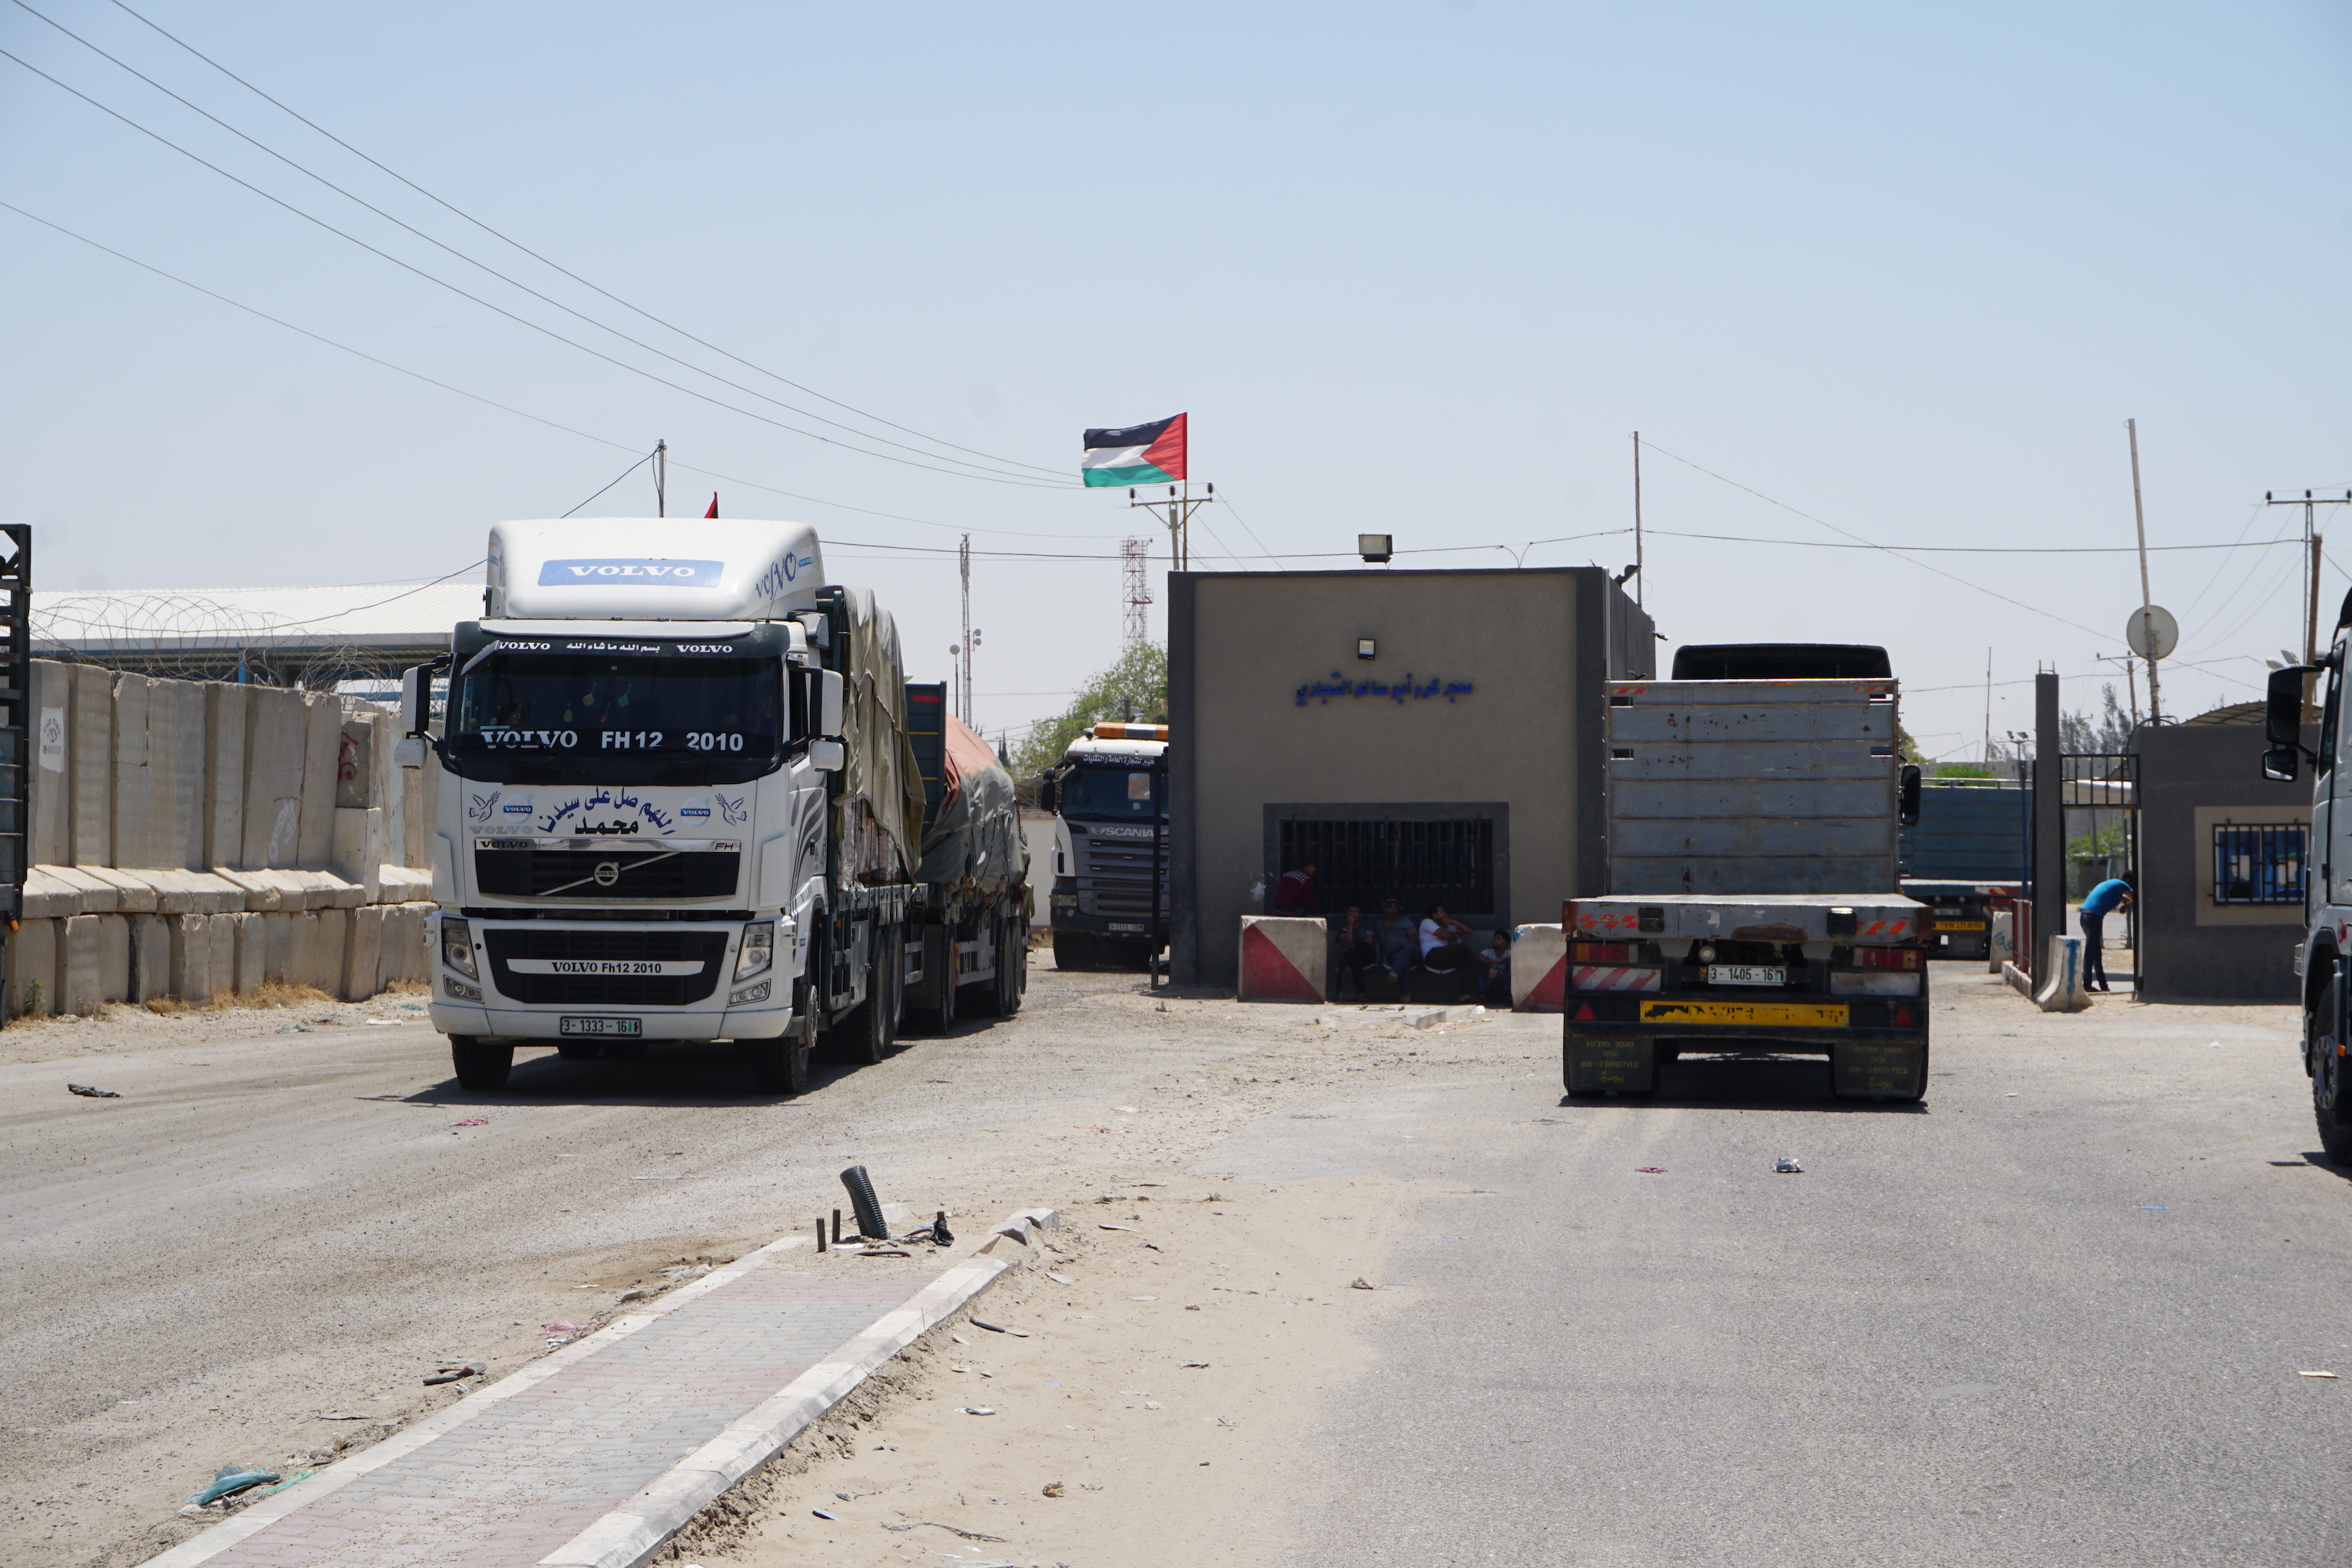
[1082,413,1187,487]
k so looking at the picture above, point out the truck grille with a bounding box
[1073,834,1167,919]
[484,927,728,1007]
[475,848,740,900]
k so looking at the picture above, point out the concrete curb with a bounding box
[140,1206,1056,1568]
[537,1205,1058,1568]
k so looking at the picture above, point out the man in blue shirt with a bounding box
[2079,877,2133,992]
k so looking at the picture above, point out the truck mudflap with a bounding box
[1564,1027,1929,1100]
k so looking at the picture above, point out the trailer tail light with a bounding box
[1853,947,1920,970]
[1572,942,1634,964]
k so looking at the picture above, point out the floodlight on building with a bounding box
[1358,534,1392,564]
[1357,638,1377,660]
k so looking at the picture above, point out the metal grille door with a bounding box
[1277,818,1495,919]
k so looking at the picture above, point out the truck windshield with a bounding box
[1060,764,1165,822]
[447,648,787,785]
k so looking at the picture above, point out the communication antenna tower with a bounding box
[1120,538,1152,649]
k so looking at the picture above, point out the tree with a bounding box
[1933,761,1996,779]
[1007,641,1167,782]
[2060,683,2135,755]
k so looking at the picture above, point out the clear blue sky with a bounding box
[3,0,2346,758]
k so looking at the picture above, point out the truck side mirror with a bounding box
[2263,744,2300,783]
[401,664,430,738]
[808,739,845,773]
[819,670,845,738]
[1898,764,1922,827]
[2267,664,2316,750]
[1037,775,1057,813]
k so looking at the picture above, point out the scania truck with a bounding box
[2259,630,2347,1156]
[1563,643,1932,1102]
[1039,723,1167,971]
[401,517,1025,1094]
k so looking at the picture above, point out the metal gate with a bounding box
[2049,751,2139,965]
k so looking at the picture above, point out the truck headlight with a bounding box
[736,921,775,979]
[441,918,477,979]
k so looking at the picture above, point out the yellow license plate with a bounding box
[1936,920,1987,931]
[1639,999,1850,1027]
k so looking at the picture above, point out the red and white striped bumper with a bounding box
[1572,965,1662,993]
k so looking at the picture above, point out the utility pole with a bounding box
[1982,648,1992,768]
[654,440,666,517]
[2126,419,2162,724]
[2264,489,2351,665]
[959,533,973,720]
[1632,431,1645,610]
[1129,483,1214,573]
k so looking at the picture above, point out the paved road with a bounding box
[1225,966,2351,1567]
[0,967,1337,1567]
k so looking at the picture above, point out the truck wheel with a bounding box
[998,918,1027,1016]
[450,1034,513,1091]
[749,1029,810,1094]
[832,950,895,1064]
[1052,933,1098,972]
[2314,974,2352,1162]
[904,927,952,1037]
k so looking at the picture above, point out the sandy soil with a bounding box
[0,982,432,1071]
[673,1172,1427,1568]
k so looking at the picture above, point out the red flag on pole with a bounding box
[704,493,719,518]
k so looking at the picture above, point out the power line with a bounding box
[1636,439,2108,640]
[1647,528,2299,555]
[0,43,1075,490]
[96,0,1074,485]
[561,449,658,518]
[0,200,1116,546]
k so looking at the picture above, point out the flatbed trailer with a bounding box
[1563,647,1931,1102]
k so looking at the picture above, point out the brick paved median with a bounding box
[147,1254,944,1568]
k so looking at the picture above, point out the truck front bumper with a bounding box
[426,912,796,1043]
[426,998,796,1042]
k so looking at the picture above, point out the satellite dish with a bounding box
[2125,604,2178,662]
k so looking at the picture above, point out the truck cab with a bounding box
[1040,724,1167,971]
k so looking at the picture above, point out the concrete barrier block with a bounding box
[2033,935,2091,1011]
[378,865,433,904]
[204,683,248,870]
[125,868,245,914]
[78,865,156,913]
[23,866,84,920]
[8,917,58,1015]
[383,902,428,982]
[45,865,120,913]
[111,673,156,870]
[68,663,113,868]
[343,903,386,1000]
[209,869,281,912]
[1238,915,1328,1003]
[314,907,350,994]
[332,808,384,902]
[162,679,207,869]
[298,693,341,869]
[336,713,375,808]
[241,686,307,870]
[129,912,171,1001]
[61,914,103,1015]
[226,911,263,995]
[96,913,129,1003]
[1510,924,1568,1011]
[1987,910,2015,974]
[170,913,220,1003]
[261,910,292,985]
[30,660,70,869]
[285,911,321,991]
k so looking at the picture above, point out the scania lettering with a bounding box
[401,517,1026,1094]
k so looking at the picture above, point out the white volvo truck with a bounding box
[2262,636,2350,1157]
[402,517,1023,1094]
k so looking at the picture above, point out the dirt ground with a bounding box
[672,1172,1428,1568]
[0,982,432,1070]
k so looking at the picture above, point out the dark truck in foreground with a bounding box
[1563,643,1931,1102]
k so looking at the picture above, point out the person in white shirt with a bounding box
[1417,905,1476,997]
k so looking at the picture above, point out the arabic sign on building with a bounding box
[1294,673,1475,708]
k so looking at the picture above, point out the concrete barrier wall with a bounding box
[9,659,445,1017]
[1238,915,1328,1003]
[1510,924,1569,1011]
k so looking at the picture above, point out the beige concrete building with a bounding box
[1168,566,1652,987]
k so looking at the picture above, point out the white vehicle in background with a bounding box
[402,517,1025,1094]
[1039,724,1167,971]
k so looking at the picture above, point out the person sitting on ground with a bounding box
[1474,929,1513,1007]
[1374,898,1420,980]
[1332,904,1381,999]
[1417,904,1478,1000]
[2078,875,2132,993]
[1269,858,1318,916]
